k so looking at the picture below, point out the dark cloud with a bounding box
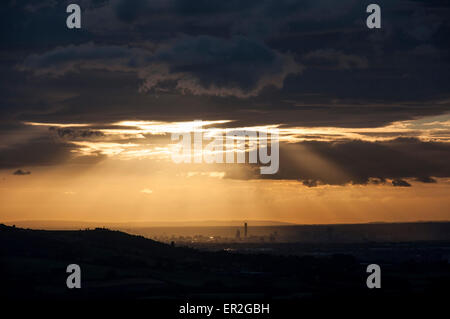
[0,136,72,169]
[1,0,450,180]
[0,0,447,129]
[24,0,57,13]
[142,35,301,97]
[49,127,105,140]
[302,179,318,187]
[13,169,31,175]
[19,36,301,98]
[246,138,450,186]
[369,177,387,185]
[0,1,89,50]
[5,65,449,128]
[0,135,103,169]
[392,179,411,187]
[19,42,144,76]
[415,176,437,183]
[302,49,368,70]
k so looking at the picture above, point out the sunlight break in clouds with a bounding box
[23,114,450,162]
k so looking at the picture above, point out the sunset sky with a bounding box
[1,0,449,225]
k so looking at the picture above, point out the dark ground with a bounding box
[1,224,449,316]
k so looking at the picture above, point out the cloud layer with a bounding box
[254,138,450,186]
[13,169,31,175]
[1,0,450,192]
[20,36,302,98]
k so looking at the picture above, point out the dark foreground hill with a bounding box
[1,224,449,307]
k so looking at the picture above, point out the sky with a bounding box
[0,0,449,224]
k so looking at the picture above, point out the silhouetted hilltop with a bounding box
[0,224,192,261]
[1,224,449,302]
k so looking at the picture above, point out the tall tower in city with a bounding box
[244,222,248,238]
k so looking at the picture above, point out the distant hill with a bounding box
[1,219,296,229]
[5,219,450,230]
